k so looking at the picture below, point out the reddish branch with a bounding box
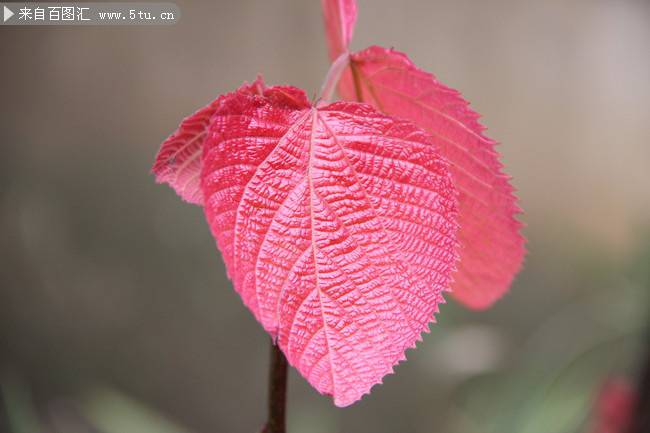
[262,340,288,433]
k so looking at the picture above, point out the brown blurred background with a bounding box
[1,1,649,432]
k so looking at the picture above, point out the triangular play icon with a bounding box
[4,6,15,22]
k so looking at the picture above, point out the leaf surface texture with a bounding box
[197,82,459,406]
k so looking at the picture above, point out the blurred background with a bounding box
[1,0,649,432]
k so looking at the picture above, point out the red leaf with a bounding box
[321,0,357,61]
[338,46,525,309]
[197,80,458,406]
[152,78,265,204]
[590,378,636,433]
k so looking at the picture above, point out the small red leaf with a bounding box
[152,78,265,204]
[321,0,357,61]
[590,378,636,433]
[339,46,525,309]
[198,81,458,406]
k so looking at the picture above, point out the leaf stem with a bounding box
[262,340,288,433]
[317,52,350,104]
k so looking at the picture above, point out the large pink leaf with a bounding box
[199,81,459,406]
[152,78,264,204]
[321,0,357,61]
[339,46,525,309]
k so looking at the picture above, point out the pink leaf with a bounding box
[321,0,357,61]
[152,78,265,205]
[589,378,637,433]
[338,46,525,309]
[199,81,459,406]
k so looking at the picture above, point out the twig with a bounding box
[261,340,288,433]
